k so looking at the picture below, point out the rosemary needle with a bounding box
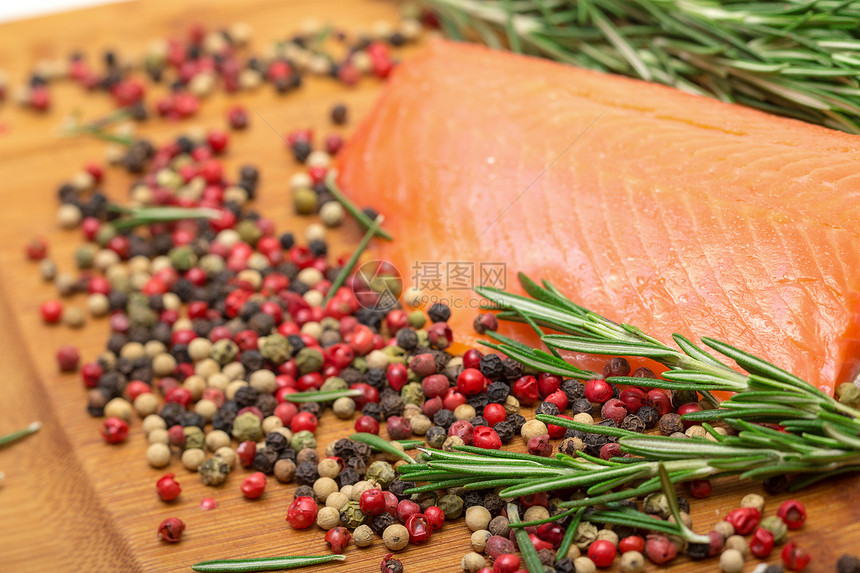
[323,215,384,305]
[0,421,41,449]
[191,554,345,572]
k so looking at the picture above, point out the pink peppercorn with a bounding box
[56,345,80,372]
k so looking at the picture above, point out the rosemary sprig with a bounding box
[191,554,345,572]
[351,432,417,464]
[281,389,362,403]
[325,171,393,241]
[0,421,41,448]
[107,205,221,229]
[323,215,384,305]
[421,0,860,133]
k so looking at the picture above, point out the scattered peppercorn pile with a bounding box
[19,14,860,573]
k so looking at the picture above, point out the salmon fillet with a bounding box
[336,40,860,394]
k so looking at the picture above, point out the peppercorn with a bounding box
[253,447,279,474]
[719,549,744,573]
[291,430,316,451]
[658,413,684,435]
[366,460,396,488]
[199,456,230,486]
[181,448,205,472]
[339,500,366,528]
[837,555,860,573]
[763,474,790,495]
[157,517,185,543]
[383,524,409,551]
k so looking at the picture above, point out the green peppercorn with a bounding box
[573,522,598,550]
[321,376,348,393]
[95,224,117,247]
[295,347,324,375]
[236,219,263,246]
[200,457,231,486]
[382,345,407,362]
[412,491,438,512]
[183,426,205,450]
[232,412,263,442]
[291,430,317,451]
[128,304,158,328]
[258,334,292,364]
[400,382,425,406]
[407,310,426,329]
[415,329,429,348]
[351,356,367,372]
[293,187,318,215]
[212,339,239,366]
[339,500,366,528]
[437,493,464,520]
[166,245,196,271]
[365,461,396,488]
[75,245,97,269]
[643,492,672,519]
[760,515,788,544]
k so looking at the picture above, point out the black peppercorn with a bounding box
[279,447,297,462]
[763,475,790,495]
[837,555,860,573]
[365,368,386,389]
[762,566,785,573]
[295,461,319,486]
[555,558,575,573]
[597,419,618,429]
[479,354,505,380]
[571,398,594,416]
[463,490,483,509]
[486,381,510,403]
[505,413,526,432]
[482,493,505,516]
[234,385,259,409]
[181,412,205,428]
[292,140,312,163]
[565,428,586,441]
[211,412,234,434]
[535,402,560,416]
[677,497,690,513]
[294,485,316,501]
[493,420,515,444]
[248,312,275,335]
[159,402,185,427]
[425,425,447,449]
[299,401,321,417]
[469,416,488,428]
[501,358,523,381]
[370,512,395,535]
[561,379,586,402]
[266,432,289,453]
[337,467,361,487]
[621,414,646,433]
[396,329,418,350]
[584,433,609,457]
[340,367,362,385]
[658,413,684,436]
[637,406,660,427]
[388,478,415,500]
[427,303,451,323]
[380,394,405,419]
[433,409,456,429]
[346,455,367,476]
[362,402,383,421]
[253,447,279,474]
[466,393,489,410]
[240,350,265,372]
[330,103,348,125]
[86,388,110,417]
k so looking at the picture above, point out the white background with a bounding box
[0,0,120,24]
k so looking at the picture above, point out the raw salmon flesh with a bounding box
[336,40,860,394]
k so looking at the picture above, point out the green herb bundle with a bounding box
[420,0,860,133]
[400,273,860,541]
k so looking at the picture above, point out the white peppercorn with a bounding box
[152,353,177,377]
[134,393,159,417]
[215,447,236,468]
[318,458,340,479]
[262,415,284,434]
[326,491,350,510]
[249,370,277,393]
[314,477,339,503]
[725,535,748,556]
[194,398,217,422]
[714,521,735,540]
[148,428,169,445]
[454,404,476,421]
[383,524,409,551]
[461,552,486,572]
[521,419,548,441]
[332,397,356,419]
[572,413,594,425]
[620,551,644,573]
[741,493,765,514]
[465,506,492,532]
[353,524,374,547]
[720,549,744,573]
[410,414,432,435]
[596,529,618,547]
[147,443,172,468]
[316,506,340,530]
[182,448,206,471]
[205,430,231,452]
[184,375,206,400]
[470,529,491,553]
[523,505,550,523]
[573,556,597,573]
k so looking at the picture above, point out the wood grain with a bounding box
[0,1,858,572]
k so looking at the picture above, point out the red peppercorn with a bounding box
[237,441,257,468]
[588,539,617,568]
[422,374,449,399]
[618,535,645,554]
[157,517,185,543]
[81,361,103,388]
[473,426,502,450]
[290,411,318,433]
[676,402,703,428]
[528,533,553,552]
[41,300,63,324]
[409,353,437,377]
[397,499,420,523]
[536,522,564,548]
[424,506,445,530]
[512,375,540,406]
[350,382,379,408]
[599,442,622,460]
[165,387,192,409]
[457,368,486,396]
[325,526,352,554]
[520,492,548,509]
[688,479,712,499]
[324,134,344,155]
[725,507,760,535]
[537,373,562,397]
[544,390,569,412]
[645,533,677,564]
[619,388,647,413]
[226,105,249,129]
[782,541,811,571]
[387,416,412,440]
[528,434,552,457]
[386,362,408,392]
[493,554,521,573]
[585,379,613,404]
[102,417,129,444]
[750,526,774,558]
[406,513,432,543]
[25,237,48,260]
[647,389,672,416]
[286,496,318,529]
[547,414,572,439]
[601,398,628,425]
[355,415,380,434]
[483,403,507,427]
[777,499,807,529]
[124,380,150,399]
[449,420,474,444]
[156,473,182,502]
[241,472,267,499]
[442,388,467,411]
[360,488,387,516]
[56,345,81,372]
[462,348,483,370]
[206,129,229,154]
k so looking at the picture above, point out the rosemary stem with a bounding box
[0,421,41,449]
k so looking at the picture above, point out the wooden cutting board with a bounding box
[0,1,858,571]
